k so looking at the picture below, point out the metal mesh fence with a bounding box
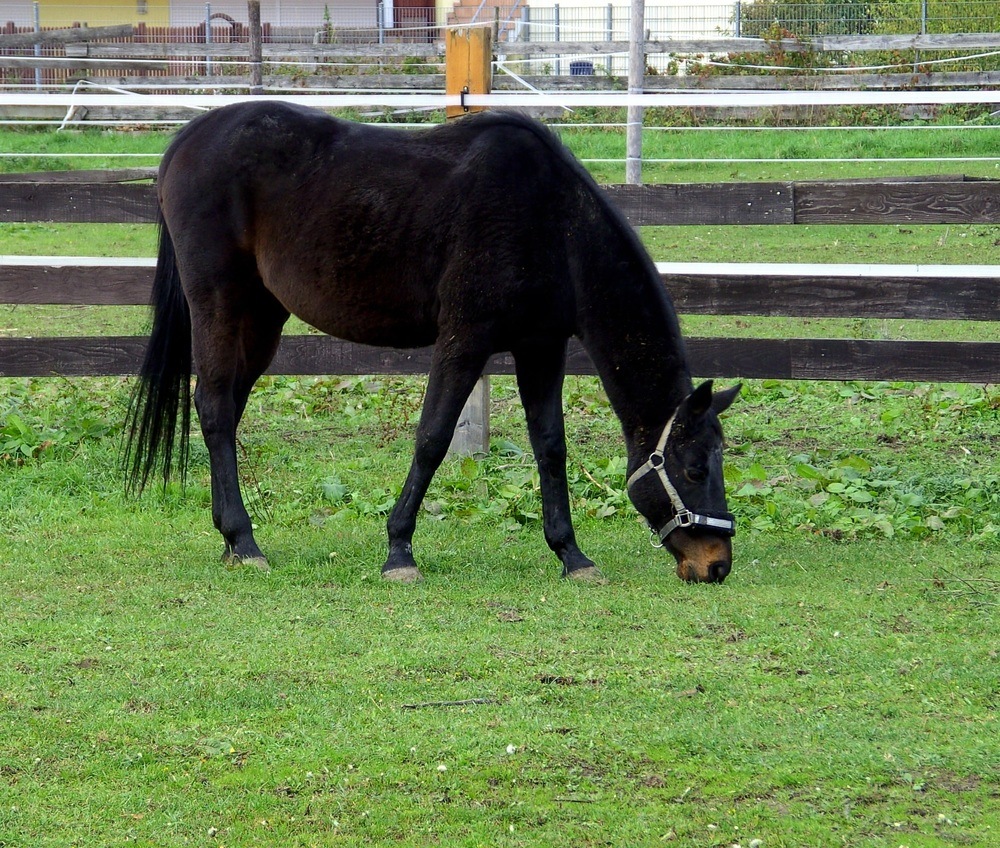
[0,4,434,40]
[2,2,999,36]
[512,1,1000,42]
[2,2,999,87]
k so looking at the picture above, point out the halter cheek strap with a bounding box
[626,409,736,545]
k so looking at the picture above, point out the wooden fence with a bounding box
[1,171,998,383]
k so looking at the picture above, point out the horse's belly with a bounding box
[266,270,439,348]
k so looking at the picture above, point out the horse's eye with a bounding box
[684,466,708,484]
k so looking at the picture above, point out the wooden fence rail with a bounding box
[4,171,1000,226]
[1,174,998,382]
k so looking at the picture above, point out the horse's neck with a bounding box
[576,256,693,453]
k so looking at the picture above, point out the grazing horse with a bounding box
[125,101,741,583]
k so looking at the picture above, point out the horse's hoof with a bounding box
[382,565,423,584]
[564,565,608,584]
[224,554,271,573]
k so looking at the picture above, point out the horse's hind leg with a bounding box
[513,341,603,582]
[383,343,490,582]
[189,282,288,569]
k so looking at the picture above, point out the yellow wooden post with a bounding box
[445,27,493,120]
[444,28,493,455]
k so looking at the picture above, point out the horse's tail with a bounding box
[123,208,192,494]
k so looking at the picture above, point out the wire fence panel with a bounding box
[0,4,443,88]
[0,4,439,44]
[2,2,1000,87]
[2,2,999,34]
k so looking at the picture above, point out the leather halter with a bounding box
[626,406,736,545]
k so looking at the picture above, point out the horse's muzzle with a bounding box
[668,531,733,583]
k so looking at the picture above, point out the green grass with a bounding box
[1,120,999,846]
[3,114,1000,180]
[1,375,998,847]
[551,117,1000,183]
[0,125,166,172]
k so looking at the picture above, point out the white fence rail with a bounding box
[5,89,1000,111]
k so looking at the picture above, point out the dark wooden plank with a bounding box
[0,168,156,185]
[0,336,445,378]
[269,336,438,376]
[663,270,1000,321]
[0,263,153,305]
[0,183,158,224]
[602,183,794,226]
[6,178,1000,227]
[684,338,1000,382]
[4,263,996,322]
[688,339,1000,383]
[2,336,996,382]
[794,181,1000,224]
[603,181,1000,226]
[0,336,148,377]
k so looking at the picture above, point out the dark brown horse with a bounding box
[125,102,740,583]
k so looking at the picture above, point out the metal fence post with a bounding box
[554,4,561,77]
[606,4,613,75]
[33,2,43,91]
[734,0,741,38]
[626,0,645,185]
[204,3,212,76]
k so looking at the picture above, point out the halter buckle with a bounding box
[674,509,695,528]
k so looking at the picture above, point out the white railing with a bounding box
[4,89,1000,110]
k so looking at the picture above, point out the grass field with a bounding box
[1,117,998,846]
[1,374,997,847]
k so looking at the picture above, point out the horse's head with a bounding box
[627,381,741,583]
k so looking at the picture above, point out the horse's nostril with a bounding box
[708,560,731,583]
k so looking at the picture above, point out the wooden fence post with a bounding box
[445,26,493,456]
[445,26,492,119]
[448,372,491,458]
[247,0,263,94]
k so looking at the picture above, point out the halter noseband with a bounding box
[626,407,736,545]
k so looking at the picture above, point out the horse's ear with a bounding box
[686,380,715,417]
[711,383,742,415]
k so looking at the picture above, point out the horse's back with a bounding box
[160,102,584,221]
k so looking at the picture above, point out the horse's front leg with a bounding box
[383,344,490,582]
[514,342,604,582]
